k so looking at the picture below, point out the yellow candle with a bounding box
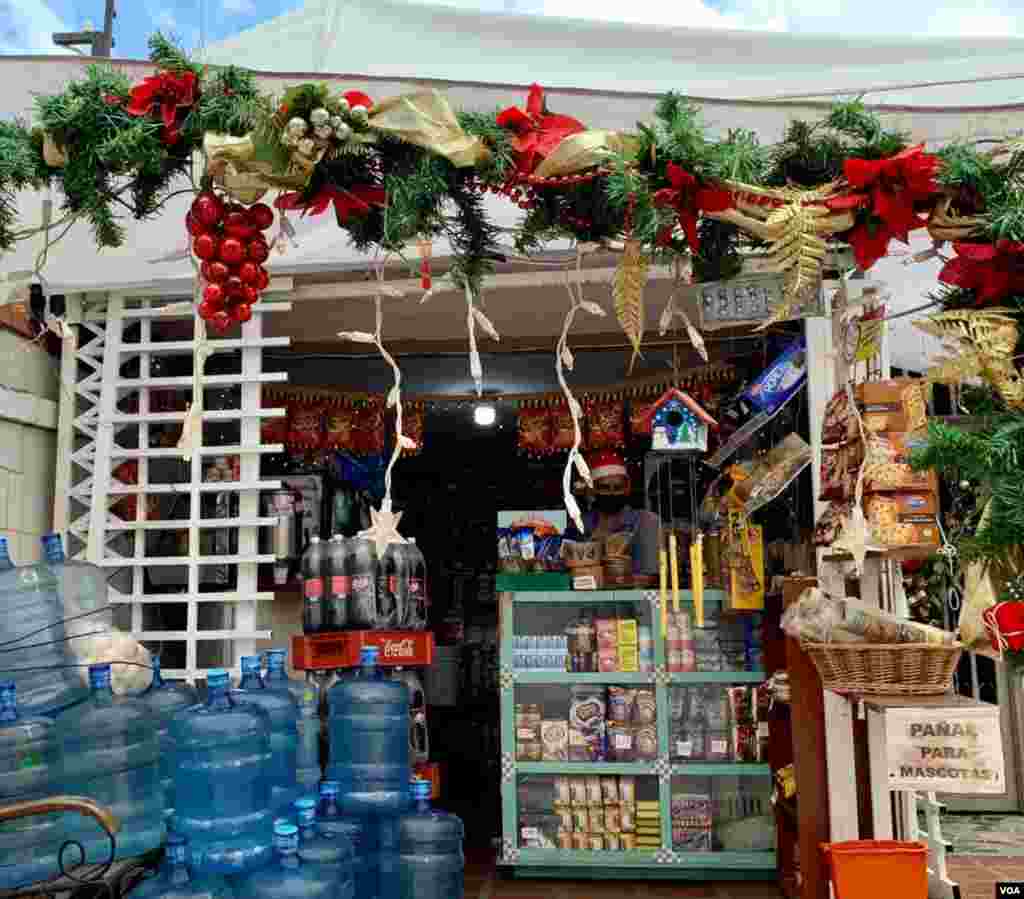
[691,533,705,628]
[669,533,680,613]
[659,545,668,637]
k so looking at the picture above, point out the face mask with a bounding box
[594,494,628,515]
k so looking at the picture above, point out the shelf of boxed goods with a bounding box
[499,585,776,878]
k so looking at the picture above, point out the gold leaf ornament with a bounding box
[613,239,649,373]
[203,132,307,202]
[532,130,639,179]
[369,91,491,168]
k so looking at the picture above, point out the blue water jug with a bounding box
[317,780,375,899]
[377,812,403,899]
[294,796,355,898]
[129,833,236,899]
[55,663,164,862]
[326,646,409,815]
[235,656,299,815]
[264,649,320,790]
[0,681,64,889]
[236,821,336,899]
[140,656,197,816]
[170,668,274,875]
[398,779,464,899]
[0,536,89,718]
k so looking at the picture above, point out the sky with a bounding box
[1,0,1022,58]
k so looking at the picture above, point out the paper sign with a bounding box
[695,273,824,328]
[885,705,1005,794]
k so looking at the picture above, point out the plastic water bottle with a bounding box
[0,681,64,889]
[267,657,321,793]
[325,646,410,814]
[0,536,89,718]
[294,796,355,898]
[398,779,464,899]
[56,663,164,862]
[235,656,299,816]
[169,668,274,875]
[236,821,336,899]
[129,832,236,899]
[317,780,375,899]
[140,656,197,816]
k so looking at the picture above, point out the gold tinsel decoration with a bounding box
[706,180,855,326]
[913,308,1024,409]
[613,239,649,374]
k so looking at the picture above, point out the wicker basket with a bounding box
[802,642,963,695]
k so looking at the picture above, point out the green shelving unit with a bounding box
[499,586,777,880]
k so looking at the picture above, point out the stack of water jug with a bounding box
[0,533,464,897]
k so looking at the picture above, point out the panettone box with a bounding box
[862,432,939,494]
[864,491,940,547]
[852,380,930,438]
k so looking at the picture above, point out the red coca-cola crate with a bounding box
[292,630,435,670]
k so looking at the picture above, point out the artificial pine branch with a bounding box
[0,121,46,250]
[456,109,514,184]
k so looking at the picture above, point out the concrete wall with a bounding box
[0,328,59,563]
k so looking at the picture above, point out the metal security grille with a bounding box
[55,290,291,681]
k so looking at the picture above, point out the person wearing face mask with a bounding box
[563,450,660,576]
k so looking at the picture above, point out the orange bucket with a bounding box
[821,840,928,899]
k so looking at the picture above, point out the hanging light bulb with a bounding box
[474,404,496,427]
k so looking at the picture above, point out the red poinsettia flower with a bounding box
[844,144,939,240]
[939,240,1024,305]
[275,184,387,226]
[846,218,910,271]
[651,162,732,251]
[343,90,374,110]
[125,70,198,145]
[496,84,585,175]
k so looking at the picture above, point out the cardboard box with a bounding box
[540,720,569,761]
[862,432,938,493]
[864,492,940,547]
[852,379,929,437]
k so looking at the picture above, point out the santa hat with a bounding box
[589,449,628,482]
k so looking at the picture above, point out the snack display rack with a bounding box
[497,578,776,880]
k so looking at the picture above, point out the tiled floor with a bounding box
[464,856,783,899]
[948,855,1024,899]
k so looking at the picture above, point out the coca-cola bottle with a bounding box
[347,536,379,630]
[375,544,406,630]
[405,539,428,631]
[325,535,349,631]
[302,536,327,634]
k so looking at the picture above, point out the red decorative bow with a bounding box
[125,70,198,145]
[844,144,939,239]
[496,84,584,175]
[939,241,1024,305]
[651,163,732,251]
[343,90,373,110]
[275,184,387,226]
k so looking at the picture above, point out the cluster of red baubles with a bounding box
[187,192,274,332]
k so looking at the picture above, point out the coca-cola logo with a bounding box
[382,638,415,658]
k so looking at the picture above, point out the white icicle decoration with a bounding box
[465,282,485,396]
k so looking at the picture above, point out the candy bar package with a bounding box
[604,804,622,833]
[588,835,605,851]
[604,833,622,851]
[598,648,620,672]
[620,833,637,850]
[588,806,605,834]
[572,832,589,850]
[555,807,573,831]
[569,777,587,806]
[572,806,589,832]
[569,685,607,731]
[541,720,569,761]
[619,777,637,805]
[608,687,637,723]
[569,726,605,762]
[620,805,636,835]
[554,776,571,805]
[633,689,657,725]
[742,337,807,416]
[595,618,618,650]
[607,722,636,762]
[557,830,573,850]
[674,827,713,852]
[586,775,603,806]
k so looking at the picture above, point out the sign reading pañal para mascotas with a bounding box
[885,705,1005,794]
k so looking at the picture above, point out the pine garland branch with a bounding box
[456,109,514,185]
[0,121,47,250]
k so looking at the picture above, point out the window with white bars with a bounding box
[56,292,291,681]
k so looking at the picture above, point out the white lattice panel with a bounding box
[57,292,291,682]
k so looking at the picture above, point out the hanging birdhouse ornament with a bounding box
[641,387,718,452]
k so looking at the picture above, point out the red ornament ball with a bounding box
[210,310,232,332]
[186,211,207,237]
[193,233,219,261]
[242,284,259,305]
[219,237,245,265]
[225,276,245,298]
[206,261,230,284]
[203,282,226,309]
[238,261,260,286]
[198,299,220,320]
[191,192,224,228]
[247,239,270,264]
[223,211,255,241]
[247,203,275,231]
[256,267,270,290]
[234,303,253,323]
